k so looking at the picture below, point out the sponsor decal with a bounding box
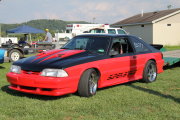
[107,70,136,80]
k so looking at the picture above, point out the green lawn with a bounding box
[0,62,179,120]
[164,46,180,51]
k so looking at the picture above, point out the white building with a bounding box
[112,8,180,46]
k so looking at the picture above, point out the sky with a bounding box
[0,0,180,24]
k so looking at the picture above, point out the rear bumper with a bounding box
[6,72,79,96]
[157,59,164,73]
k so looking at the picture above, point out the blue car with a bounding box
[0,49,7,64]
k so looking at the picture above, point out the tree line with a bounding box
[0,19,89,41]
[1,19,89,35]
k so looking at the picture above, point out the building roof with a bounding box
[112,8,180,26]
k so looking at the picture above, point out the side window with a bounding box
[117,29,126,34]
[108,29,116,34]
[89,29,105,33]
[130,37,150,53]
[111,37,133,54]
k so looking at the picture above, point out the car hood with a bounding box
[13,49,106,71]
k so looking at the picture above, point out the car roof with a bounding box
[73,34,158,52]
[76,34,131,38]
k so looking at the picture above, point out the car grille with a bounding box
[21,70,40,75]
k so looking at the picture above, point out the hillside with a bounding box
[1,19,89,34]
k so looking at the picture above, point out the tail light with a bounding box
[161,52,163,59]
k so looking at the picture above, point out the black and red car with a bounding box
[6,34,164,97]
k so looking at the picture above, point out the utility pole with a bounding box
[93,17,96,24]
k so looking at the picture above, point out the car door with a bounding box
[99,37,137,88]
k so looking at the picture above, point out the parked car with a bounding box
[6,34,164,97]
[0,49,7,64]
[89,27,127,34]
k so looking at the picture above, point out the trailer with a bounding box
[55,24,107,40]
[162,50,180,66]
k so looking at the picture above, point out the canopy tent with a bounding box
[6,25,44,34]
[6,25,45,43]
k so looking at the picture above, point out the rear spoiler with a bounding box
[150,44,163,50]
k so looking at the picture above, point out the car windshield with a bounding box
[62,36,110,54]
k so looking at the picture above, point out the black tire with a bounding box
[78,69,99,97]
[9,49,23,62]
[142,60,157,83]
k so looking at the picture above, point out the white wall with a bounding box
[153,13,180,46]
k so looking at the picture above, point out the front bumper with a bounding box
[6,71,79,96]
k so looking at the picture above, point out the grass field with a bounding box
[0,61,179,120]
[164,46,180,51]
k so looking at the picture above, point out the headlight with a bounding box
[41,69,68,77]
[10,65,21,74]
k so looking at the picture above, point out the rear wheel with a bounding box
[142,60,157,83]
[78,69,99,97]
[9,49,23,62]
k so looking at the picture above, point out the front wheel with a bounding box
[78,69,99,97]
[9,49,23,62]
[142,60,157,83]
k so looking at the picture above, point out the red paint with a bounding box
[38,50,85,63]
[33,49,65,62]
[6,52,164,96]
[32,49,85,63]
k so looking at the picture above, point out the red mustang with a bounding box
[7,34,164,97]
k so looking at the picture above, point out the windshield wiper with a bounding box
[61,47,69,49]
[74,48,84,50]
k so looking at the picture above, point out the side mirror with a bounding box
[109,51,119,57]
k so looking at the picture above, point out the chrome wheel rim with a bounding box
[147,63,157,82]
[11,52,20,61]
[89,71,98,95]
